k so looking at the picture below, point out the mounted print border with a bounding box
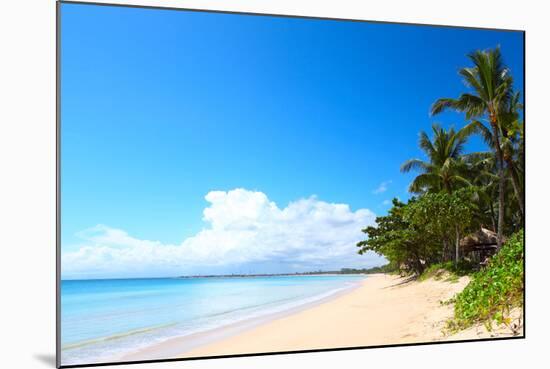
[56,1,525,367]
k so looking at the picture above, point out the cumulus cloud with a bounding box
[62,189,383,278]
[372,180,392,194]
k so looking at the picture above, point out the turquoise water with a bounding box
[61,275,364,365]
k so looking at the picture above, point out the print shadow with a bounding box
[33,353,56,367]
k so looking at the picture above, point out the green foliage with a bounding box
[357,198,441,275]
[431,47,522,250]
[407,188,477,237]
[357,190,481,276]
[405,188,477,231]
[448,230,524,331]
[401,124,476,194]
[339,264,396,274]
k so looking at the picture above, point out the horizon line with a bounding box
[60,266,388,281]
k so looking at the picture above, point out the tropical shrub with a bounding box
[449,229,524,332]
[357,198,441,275]
[404,188,478,263]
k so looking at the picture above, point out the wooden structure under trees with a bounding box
[460,228,503,265]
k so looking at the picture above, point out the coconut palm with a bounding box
[501,91,524,218]
[461,90,524,220]
[463,151,499,231]
[401,123,473,194]
[430,47,513,249]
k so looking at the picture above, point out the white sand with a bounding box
[183,274,521,357]
[121,273,522,362]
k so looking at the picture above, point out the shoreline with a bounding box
[120,273,521,362]
[118,276,366,362]
[182,273,462,358]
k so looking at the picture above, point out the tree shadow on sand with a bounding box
[383,275,417,289]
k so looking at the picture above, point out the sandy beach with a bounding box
[183,273,468,358]
[119,273,520,362]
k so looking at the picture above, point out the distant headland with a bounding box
[177,265,391,279]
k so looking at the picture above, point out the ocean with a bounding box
[60,275,365,365]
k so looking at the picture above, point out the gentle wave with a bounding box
[62,322,178,351]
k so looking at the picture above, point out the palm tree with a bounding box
[401,123,473,194]
[500,91,524,218]
[463,151,499,231]
[431,47,513,250]
[402,124,477,265]
[457,90,524,222]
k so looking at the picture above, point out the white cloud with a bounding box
[382,199,391,206]
[62,188,383,278]
[372,180,392,194]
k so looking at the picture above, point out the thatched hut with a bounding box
[460,228,503,264]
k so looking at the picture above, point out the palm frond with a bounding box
[408,173,441,194]
[464,120,494,147]
[418,130,436,159]
[451,175,472,188]
[430,98,457,116]
[400,159,430,173]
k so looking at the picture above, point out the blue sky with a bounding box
[60,3,524,278]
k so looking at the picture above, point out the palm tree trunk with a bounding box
[455,225,460,266]
[506,158,524,219]
[489,201,497,233]
[497,168,505,249]
[490,117,505,250]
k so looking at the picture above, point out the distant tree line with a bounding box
[339,265,394,274]
[179,265,393,278]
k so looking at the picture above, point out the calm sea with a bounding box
[61,275,364,365]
